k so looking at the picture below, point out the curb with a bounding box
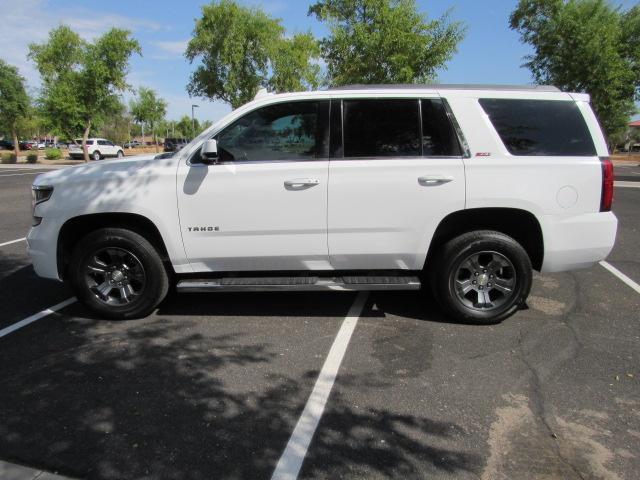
[0,460,75,480]
[0,164,67,170]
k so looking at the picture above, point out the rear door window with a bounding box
[479,99,596,156]
[421,99,461,156]
[343,99,421,157]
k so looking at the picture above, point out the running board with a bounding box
[176,275,421,293]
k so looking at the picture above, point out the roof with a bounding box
[328,83,561,92]
[629,120,640,127]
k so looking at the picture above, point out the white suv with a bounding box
[27,85,617,323]
[68,138,124,161]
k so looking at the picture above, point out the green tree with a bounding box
[98,101,133,146]
[0,59,30,158]
[175,115,200,138]
[308,0,465,86]
[269,33,321,93]
[129,87,167,152]
[510,0,640,142]
[29,26,141,161]
[186,0,321,108]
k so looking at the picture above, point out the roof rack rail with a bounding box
[327,83,561,92]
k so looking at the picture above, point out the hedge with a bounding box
[1,153,17,164]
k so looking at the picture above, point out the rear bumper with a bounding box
[540,212,618,273]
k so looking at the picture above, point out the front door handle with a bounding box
[284,178,320,188]
[418,175,454,186]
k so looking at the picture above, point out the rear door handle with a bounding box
[284,178,320,188]
[418,175,454,185]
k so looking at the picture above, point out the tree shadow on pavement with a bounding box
[0,305,481,479]
[0,252,71,328]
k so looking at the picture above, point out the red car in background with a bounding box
[19,141,35,150]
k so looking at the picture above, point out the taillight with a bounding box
[600,157,614,212]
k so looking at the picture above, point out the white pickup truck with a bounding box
[28,84,617,323]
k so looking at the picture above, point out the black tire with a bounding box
[429,230,532,324]
[93,150,101,161]
[116,150,124,158]
[68,228,169,320]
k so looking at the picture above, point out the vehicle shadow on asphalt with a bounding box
[0,298,482,480]
[156,290,477,326]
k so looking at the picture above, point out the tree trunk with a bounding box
[12,125,19,160]
[83,119,92,163]
[154,130,158,153]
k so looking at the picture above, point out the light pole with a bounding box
[191,104,199,138]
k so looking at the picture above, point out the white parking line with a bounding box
[271,292,368,480]
[600,261,640,295]
[615,181,640,188]
[0,297,77,338]
[0,237,26,248]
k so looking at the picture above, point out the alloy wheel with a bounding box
[453,251,516,310]
[84,247,146,306]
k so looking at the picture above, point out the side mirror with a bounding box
[200,139,218,163]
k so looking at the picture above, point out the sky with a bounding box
[0,0,637,123]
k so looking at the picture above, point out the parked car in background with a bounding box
[0,139,14,150]
[19,141,35,150]
[124,140,141,149]
[68,138,125,161]
[163,138,191,152]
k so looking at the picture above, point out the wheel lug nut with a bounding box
[474,272,479,276]
[472,280,477,284]
[488,283,492,287]
[479,286,484,290]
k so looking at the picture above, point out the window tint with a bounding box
[421,99,461,156]
[216,101,328,162]
[479,99,596,156]
[343,99,420,157]
[97,140,106,145]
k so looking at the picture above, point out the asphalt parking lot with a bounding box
[0,164,639,480]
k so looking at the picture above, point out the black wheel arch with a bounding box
[425,208,544,272]
[57,213,173,280]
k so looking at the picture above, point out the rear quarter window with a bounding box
[479,99,596,156]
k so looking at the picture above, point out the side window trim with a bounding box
[440,98,470,158]
[329,99,344,159]
[418,98,424,157]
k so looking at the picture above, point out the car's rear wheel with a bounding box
[68,228,169,319]
[430,230,532,324]
[92,150,101,161]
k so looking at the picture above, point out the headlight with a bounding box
[31,185,54,223]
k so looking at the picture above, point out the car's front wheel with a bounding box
[92,150,101,161]
[430,230,532,324]
[68,228,169,319]
[116,150,124,158]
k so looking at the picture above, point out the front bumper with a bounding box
[27,219,62,281]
